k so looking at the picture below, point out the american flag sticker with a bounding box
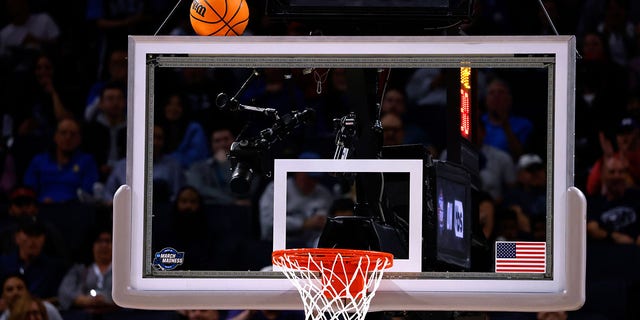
[495,241,546,273]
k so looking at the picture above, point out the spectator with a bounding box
[477,191,496,242]
[319,68,350,122]
[404,68,447,111]
[0,218,67,303]
[166,67,227,131]
[185,127,253,206]
[153,186,214,270]
[104,124,183,203]
[494,208,531,242]
[158,93,209,169]
[0,273,62,320]
[0,137,16,198]
[83,48,127,122]
[380,87,429,146]
[0,187,68,262]
[403,68,450,151]
[23,117,99,203]
[238,68,308,153]
[7,294,49,320]
[586,154,640,245]
[282,67,337,146]
[441,124,516,204]
[259,152,335,247]
[0,0,60,56]
[477,123,517,204]
[85,0,148,79]
[503,153,547,235]
[586,115,640,195]
[5,295,39,320]
[381,87,407,115]
[596,0,635,67]
[481,77,533,160]
[575,31,630,188]
[82,81,127,182]
[17,53,74,134]
[380,113,405,147]
[239,68,305,117]
[11,53,77,181]
[57,228,118,317]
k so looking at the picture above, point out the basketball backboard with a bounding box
[113,35,585,312]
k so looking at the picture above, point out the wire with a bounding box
[423,19,464,32]
[154,0,184,36]
[538,0,559,36]
[536,0,582,59]
[377,172,386,224]
[377,69,391,119]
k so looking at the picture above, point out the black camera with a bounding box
[227,108,316,194]
[228,140,263,194]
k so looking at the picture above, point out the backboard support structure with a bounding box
[112,35,586,312]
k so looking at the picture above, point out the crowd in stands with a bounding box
[0,0,640,319]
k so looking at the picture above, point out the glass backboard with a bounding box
[112,35,585,312]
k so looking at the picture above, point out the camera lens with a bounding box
[230,162,253,194]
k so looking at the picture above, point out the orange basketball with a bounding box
[190,0,249,36]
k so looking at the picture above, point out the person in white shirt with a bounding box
[259,152,335,248]
[0,0,60,55]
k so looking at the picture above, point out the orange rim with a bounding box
[272,248,394,270]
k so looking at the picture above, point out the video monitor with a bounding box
[113,35,585,312]
[431,160,472,271]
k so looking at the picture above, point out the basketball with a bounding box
[190,0,249,36]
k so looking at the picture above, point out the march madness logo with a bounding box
[153,247,185,270]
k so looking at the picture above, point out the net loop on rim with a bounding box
[272,248,393,320]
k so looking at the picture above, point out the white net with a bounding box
[272,249,393,320]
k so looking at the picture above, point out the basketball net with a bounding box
[272,248,393,320]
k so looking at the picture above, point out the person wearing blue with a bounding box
[83,48,128,122]
[158,93,209,169]
[23,118,99,203]
[103,124,184,203]
[481,78,533,160]
[85,0,148,79]
[0,218,67,303]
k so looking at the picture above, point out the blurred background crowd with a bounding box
[1,0,640,319]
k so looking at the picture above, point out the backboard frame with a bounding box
[113,35,585,311]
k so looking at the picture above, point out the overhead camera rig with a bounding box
[216,70,316,194]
